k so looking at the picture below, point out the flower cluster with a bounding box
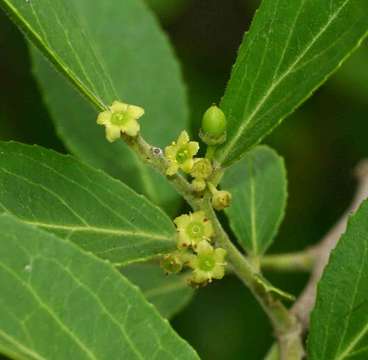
[161,210,227,286]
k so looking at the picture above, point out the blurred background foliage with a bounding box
[0,0,367,359]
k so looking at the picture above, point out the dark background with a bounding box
[1,0,367,359]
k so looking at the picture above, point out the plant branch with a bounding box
[260,251,315,273]
[292,159,368,331]
[122,134,201,210]
[201,193,304,359]
[123,133,305,358]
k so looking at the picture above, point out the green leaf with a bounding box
[222,146,287,256]
[0,0,188,214]
[0,141,177,265]
[122,263,195,319]
[216,0,368,166]
[0,214,199,360]
[308,199,368,359]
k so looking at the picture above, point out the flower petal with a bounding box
[97,111,111,125]
[214,248,227,262]
[127,105,145,119]
[187,141,200,156]
[105,125,121,142]
[211,265,225,280]
[196,240,213,256]
[177,130,189,146]
[203,221,214,238]
[122,119,140,137]
[181,158,194,173]
[174,214,191,228]
[164,144,178,160]
[192,270,208,283]
[110,101,128,113]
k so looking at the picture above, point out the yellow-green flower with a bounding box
[174,211,213,248]
[188,241,227,284]
[164,131,199,176]
[97,101,144,142]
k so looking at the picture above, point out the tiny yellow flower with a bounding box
[97,101,144,142]
[164,131,199,176]
[174,211,213,248]
[188,241,227,284]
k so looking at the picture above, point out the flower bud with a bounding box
[212,190,232,211]
[191,178,206,192]
[190,158,213,180]
[200,105,227,145]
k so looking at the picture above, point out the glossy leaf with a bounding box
[122,264,195,319]
[308,199,368,359]
[0,141,177,265]
[222,146,287,256]
[0,214,199,360]
[216,0,368,166]
[0,0,188,213]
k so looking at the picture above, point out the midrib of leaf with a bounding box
[0,0,109,111]
[17,220,172,241]
[0,150,166,234]
[240,0,281,122]
[334,239,368,360]
[0,329,45,360]
[217,0,351,165]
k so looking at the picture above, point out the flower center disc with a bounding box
[186,221,204,239]
[199,256,215,271]
[176,147,189,164]
[111,111,129,126]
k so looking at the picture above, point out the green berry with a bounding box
[201,105,226,138]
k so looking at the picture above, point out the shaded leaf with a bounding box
[216,0,368,166]
[122,263,195,319]
[0,214,199,360]
[0,141,176,265]
[308,199,368,359]
[222,146,287,256]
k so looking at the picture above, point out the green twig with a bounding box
[260,251,315,273]
[122,133,304,359]
[201,194,304,359]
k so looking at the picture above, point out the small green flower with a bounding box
[164,131,199,176]
[188,241,227,284]
[174,211,213,248]
[190,158,213,180]
[97,101,144,142]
